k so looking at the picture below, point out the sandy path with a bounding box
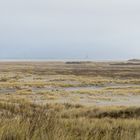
[28,93,140,107]
[0,84,140,107]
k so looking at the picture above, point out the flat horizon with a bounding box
[0,58,138,62]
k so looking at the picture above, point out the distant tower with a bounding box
[85,53,89,60]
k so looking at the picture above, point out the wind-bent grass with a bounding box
[0,101,140,140]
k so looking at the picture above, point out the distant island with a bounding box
[128,59,140,62]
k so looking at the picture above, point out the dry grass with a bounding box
[0,101,140,140]
[0,61,139,139]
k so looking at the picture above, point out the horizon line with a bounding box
[0,58,138,62]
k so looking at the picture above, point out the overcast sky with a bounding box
[0,0,140,60]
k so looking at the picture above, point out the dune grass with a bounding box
[0,101,140,140]
[0,61,140,139]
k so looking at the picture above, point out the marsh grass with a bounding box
[0,101,140,140]
[0,62,140,139]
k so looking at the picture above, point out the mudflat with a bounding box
[0,61,140,106]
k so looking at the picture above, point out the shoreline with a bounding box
[0,59,128,63]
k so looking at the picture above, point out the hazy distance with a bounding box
[0,0,140,60]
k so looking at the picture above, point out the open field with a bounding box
[0,61,140,140]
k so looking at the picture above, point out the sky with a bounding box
[0,0,140,60]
